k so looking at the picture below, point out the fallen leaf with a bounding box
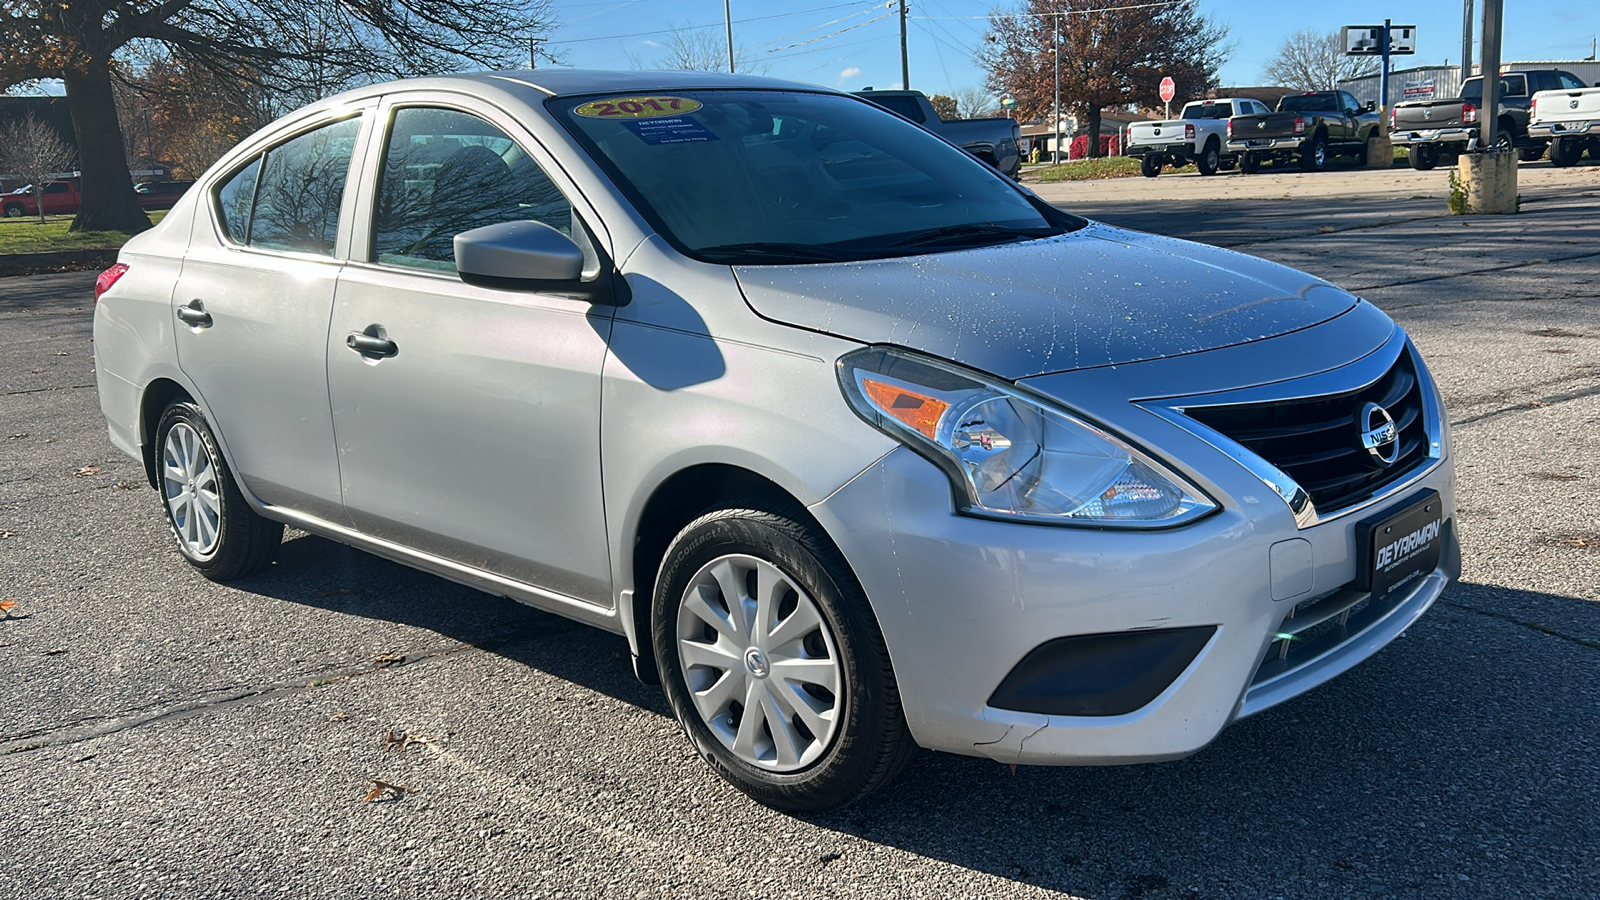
[364,778,416,802]
[371,652,404,669]
[0,600,18,616]
[30,369,47,374]
[0,531,14,539]
[41,648,67,656]
[1524,401,1551,408]
[1559,535,1597,548]
[383,729,432,753]
[331,711,349,721]
[114,481,138,490]
[53,351,68,356]
[73,465,101,477]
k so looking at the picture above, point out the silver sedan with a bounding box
[92,70,1458,810]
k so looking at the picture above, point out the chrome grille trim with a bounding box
[1139,328,1446,529]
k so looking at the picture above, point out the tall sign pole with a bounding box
[1380,19,1392,113]
[1461,0,1474,79]
[725,0,735,73]
[899,0,909,89]
[1479,0,1503,149]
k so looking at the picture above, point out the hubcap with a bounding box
[161,422,222,558]
[675,554,842,772]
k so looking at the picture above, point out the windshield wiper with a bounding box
[698,242,863,264]
[879,223,1057,250]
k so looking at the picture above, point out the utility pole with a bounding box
[529,37,540,69]
[899,0,909,89]
[1480,0,1503,150]
[725,0,735,73]
[1052,15,1061,165]
[1380,19,1392,113]
[1460,0,1474,79]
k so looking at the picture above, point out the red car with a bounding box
[133,180,195,211]
[2,180,81,218]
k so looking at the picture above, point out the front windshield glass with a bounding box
[553,90,1080,264]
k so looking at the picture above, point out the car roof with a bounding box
[326,69,832,104]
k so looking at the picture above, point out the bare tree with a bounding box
[0,113,78,223]
[953,86,998,118]
[1263,29,1379,92]
[627,23,767,74]
[1,0,558,234]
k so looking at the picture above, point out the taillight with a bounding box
[1185,122,1195,140]
[1226,119,1233,139]
[1530,96,1537,118]
[1390,108,1398,130]
[1462,102,1477,124]
[1293,115,1305,134]
[94,263,128,304]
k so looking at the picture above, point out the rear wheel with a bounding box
[1238,152,1260,174]
[1518,142,1547,162]
[1549,137,1583,167]
[1299,134,1328,171]
[1408,144,1439,171]
[652,506,915,811]
[1196,140,1220,176]
[155,402,282,580]
[1139,155,1161,177]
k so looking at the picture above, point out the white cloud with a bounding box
[839,66,862,80]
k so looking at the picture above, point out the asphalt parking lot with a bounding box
[3,162,1598,899]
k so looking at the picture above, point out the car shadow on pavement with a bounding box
[235,538,1599,896]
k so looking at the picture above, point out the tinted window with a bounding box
[1278,93,1336,112]
[1462,76,1527,102]
[1181,103,1230,120]
[45,182,68,194]
[555,90,1077,265]
[371,107,572,272]
[1558,73,1586,90]
[216,158,260,245]
[867,95,926,123]
[248,116,362,256]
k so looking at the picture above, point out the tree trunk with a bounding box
[61,64,151,234]
[1086,107,1103,159]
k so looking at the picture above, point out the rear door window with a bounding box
[246,116,362,256]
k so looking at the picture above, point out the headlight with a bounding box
[838,347,1216,528]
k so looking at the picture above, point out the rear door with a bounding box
[172,107,373,522]
[326,96,615,606]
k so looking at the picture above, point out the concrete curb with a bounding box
[0,248,119,278]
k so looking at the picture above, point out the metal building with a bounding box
[1341,61,1600,108]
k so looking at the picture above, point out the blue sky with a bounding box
[547,0,1600,97]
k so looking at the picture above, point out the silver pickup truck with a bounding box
[1125,98,1269,177]
[856,89,1022,178]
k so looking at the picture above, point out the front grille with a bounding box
[1182,349,1429,514]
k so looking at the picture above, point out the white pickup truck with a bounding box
[1530,82,1600,167]
[1125,98,1272,177]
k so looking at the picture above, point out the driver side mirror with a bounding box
[1366,100,1377,112]
[455,220,623,303]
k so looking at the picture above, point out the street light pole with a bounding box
[725,0,735,73]
[899,0,909,89]
[1461,0,1474,79]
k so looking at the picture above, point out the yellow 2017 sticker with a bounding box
[574,96,703,119]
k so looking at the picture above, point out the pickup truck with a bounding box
[1530,82,1600,167]
[1125,97,1271,176]
[1225,90,1381,173]
[855,89,1022,177]
[2,179,82,218]
[1391,69,1589,170]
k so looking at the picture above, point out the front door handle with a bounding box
[346,330,397,357]
[177,301,212,327]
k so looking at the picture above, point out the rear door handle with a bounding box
[177,301,212,327]
[346,331,397,357]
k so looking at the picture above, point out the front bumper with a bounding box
[1390,127,1474,146]
[1227,136,1304,152]
[808,329,1456,766]
[1529,121,1598,138]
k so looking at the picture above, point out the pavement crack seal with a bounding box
[3,383,95,396]
[1441,600,1600,652]
[0,641,480,754]
[1450,381,1600,430]
[1348,248,1600,293]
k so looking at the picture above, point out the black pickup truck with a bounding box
[1390,69,1590,170]
[855,90,1022,178]
[1225,90,1382,173]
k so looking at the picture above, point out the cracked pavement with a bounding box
[3,160,1598,898]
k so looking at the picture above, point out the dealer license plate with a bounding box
[1355,490,1444,601]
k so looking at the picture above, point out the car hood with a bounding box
[732,222,1359,379]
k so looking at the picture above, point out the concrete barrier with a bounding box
[1453,152,1519,214]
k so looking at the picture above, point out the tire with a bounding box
[1299,134,1328,171]
[652,505,915,811]
[1238,152,1260,174]
[1196,140,1220,176]
[1549,137,1583,168]
[3,204,22,218]
[1490,130,1514,153]
[1139,155,1161,177]
[1408,144,1439,171]
[1518,142,1547,162]
[154,402,282,580]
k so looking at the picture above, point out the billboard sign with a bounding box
[1343,25,1417,56]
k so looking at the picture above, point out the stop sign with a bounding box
[1159,77,1176,102]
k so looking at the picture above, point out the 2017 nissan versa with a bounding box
[93,71,1457,810]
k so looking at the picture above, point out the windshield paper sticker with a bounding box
[622,116,719,145]
[574,96,703,119]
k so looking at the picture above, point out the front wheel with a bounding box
[1139,155,1161,177]
[155,402,282,580]
[3,204,22,218]
[652,506,915,811]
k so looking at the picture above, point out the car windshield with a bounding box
[1277,94,1336,112]
[1181,103,1230,120]
[553,89,1080,265]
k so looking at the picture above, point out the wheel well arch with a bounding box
[626,463,822,674]
[138,378,194,487]
[1202,135,1221,152]
[1498,114,1519,135]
